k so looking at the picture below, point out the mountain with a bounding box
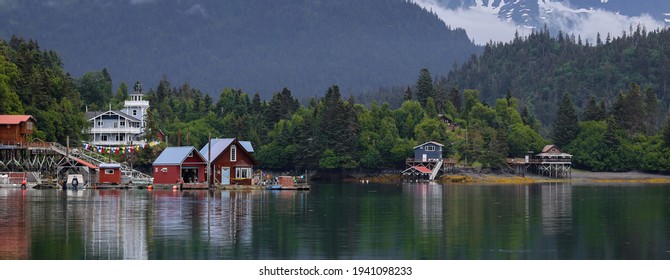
[419,0,669,44]
[432,0,669,28]
[0,0,480,98]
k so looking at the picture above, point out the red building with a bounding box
[200,138,257,185]
[152,146,207,185]
[0,115,36,145]
[98,163,122,185]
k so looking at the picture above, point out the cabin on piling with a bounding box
[402,141,454,181]
[507,144,572,178]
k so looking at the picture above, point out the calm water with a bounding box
[1,182,670,260]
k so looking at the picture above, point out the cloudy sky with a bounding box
[414,0,667,45]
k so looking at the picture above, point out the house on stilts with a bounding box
[507,144,572,178]
[402,141,454,181]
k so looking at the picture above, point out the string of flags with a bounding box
[82,142,160,155]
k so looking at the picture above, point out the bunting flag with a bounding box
[81,141,160,155]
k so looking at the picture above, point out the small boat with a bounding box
[266,184,283,190]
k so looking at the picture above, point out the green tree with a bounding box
[644,87,659,134]
[663,114,670,147]
[403,86,413,101]
[111,81,129,108]
[76,70,113,109]
[481,128,508,168]
[0,56,23,114]
[416,68,433,106]
[448,87,461,114]
[581,96,600,121]
[551,94,579,147]
[622,83,644,134]
[508,123,544,157]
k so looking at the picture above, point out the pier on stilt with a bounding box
[507,145,572,178]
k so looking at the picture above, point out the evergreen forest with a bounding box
[3,28,670,175]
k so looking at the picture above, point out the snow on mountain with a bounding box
[418,0,668,44]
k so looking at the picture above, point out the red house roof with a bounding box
[0,115,36,125]
[413,166,433,173]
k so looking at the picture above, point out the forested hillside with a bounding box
[0,37,87,143]
[3,33,670,175]
[445,26,670,131]
[0,0,479,98]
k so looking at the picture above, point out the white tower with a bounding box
[121,82,150,128]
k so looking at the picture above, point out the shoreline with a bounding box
[351,170,670,185]
[445,170,670,184]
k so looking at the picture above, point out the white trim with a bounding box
[235,167,252,179]
[230,145,237,162]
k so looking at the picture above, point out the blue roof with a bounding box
[199,138,255,162]
[240,141,254,153]
[153,146,199,165]
[200,138,233,162]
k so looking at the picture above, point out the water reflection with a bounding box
[1,183,669,259]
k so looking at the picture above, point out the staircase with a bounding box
[429,159,443,180]
[50,142,152,182]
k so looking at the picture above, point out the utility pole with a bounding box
[207,133,211,188]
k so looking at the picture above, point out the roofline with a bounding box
[0,115,37,124]
[207,138,258,165]
[413,141,444,149]
[87,110,141,122]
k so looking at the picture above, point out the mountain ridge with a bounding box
[0,0,481,98]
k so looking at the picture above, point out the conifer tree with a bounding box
[403,86,413,101]
[663,114,670,147]
[448,87,461,114]
[552,94,579,148]
[644,87,659,134]
[582,96,600,121]
[622,83,644,134]
[416,68,433,106]
[434,76,448,114]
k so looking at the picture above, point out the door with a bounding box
[422,154,427,161]
[221,167,230,185]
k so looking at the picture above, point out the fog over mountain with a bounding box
[416,0,669,44]
[0,0,480,98]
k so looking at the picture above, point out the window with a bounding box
[105,169,115,175]
[97,121,103,126]
[132,109,137,116]
[101,135,108,141]
[120,121,125,127]
[230,145,237,162]
[188,151,193,158]
[236,167,251,179]
[161,168,168,173]
[425,146,435,152]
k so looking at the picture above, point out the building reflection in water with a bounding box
[0,189,30,259]
[82,190,148,260]
[539,183,573,235]
[404,182,443,233]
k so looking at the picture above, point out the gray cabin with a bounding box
[413,141,444,162]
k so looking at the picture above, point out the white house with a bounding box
[85,82,150,146]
